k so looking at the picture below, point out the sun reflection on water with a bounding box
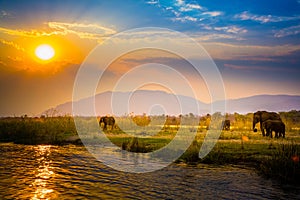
[31,145,56,200]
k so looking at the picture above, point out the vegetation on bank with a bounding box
[0,116,78,145]
[0,110,299,184]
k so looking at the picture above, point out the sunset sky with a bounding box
[0,0,300,116]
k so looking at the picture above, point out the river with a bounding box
[0,143,299,199]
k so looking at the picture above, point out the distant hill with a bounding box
[224,95,300,114]
[43,91,300,116]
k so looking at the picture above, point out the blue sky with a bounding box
[0,0,300,115]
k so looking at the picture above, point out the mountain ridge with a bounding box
[43,91,300,116]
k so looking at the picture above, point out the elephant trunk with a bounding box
[253,120,258,132]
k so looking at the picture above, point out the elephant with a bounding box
[253,111,282,136]
[99,116,115,131]
[222,120,230,131]
[262,119,285,138]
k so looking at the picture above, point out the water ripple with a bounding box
[0,143,299,199]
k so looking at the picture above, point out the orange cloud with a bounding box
[47,22,116,41]
[0,39,25,52]
[0,21,115,73]
[0,22,116,42]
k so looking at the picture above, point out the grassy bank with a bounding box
[110,130,300,184]
[0,116,299,184]
[0,116,79,145]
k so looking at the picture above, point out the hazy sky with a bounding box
[0,0,300,116]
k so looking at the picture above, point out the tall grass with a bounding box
[0,117,78,144]
[258,142,300,184]
[121,137,148,153]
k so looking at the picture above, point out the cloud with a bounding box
[274,25,300,37]
[203,42,300,60]
[0,27,51,37]
[0,39,25,52]
[0,22,116,42]
[172,16,198,22]
[150,0,221,23]
[202,11,223,17]
[146,0,159,5]
[235,11,300,23]
[224,63,263,70]
[178,3,204,12]
[193,33,241,41]
[0,10,13,18]
[223,63,298,73]
[204,25,247,34]
[47,22,116,41]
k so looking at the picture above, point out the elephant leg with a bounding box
[269,130,272,138]
[112,123,115,130]
[261,124,265,136]
[275,131,278,138]
[103,123,107,130]
[111,122,114,130]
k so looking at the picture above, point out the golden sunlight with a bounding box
[35,44,55,60]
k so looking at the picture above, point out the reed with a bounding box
[0,116,77,145]
[258,142,300,184]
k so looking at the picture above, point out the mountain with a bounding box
[224,95,300,114]
[43,91,300,116]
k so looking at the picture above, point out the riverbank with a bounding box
[0,117,299,184]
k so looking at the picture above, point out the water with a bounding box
[0,143,299,199]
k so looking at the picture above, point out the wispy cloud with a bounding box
[0,39,25,52]
[223,63,297,72]
[47,22,116,41]
[0,10,13,18]
[172,16,198,22]
[193,33,242,42]
[235,11,300,23]
[203,42,300,60]
[149,0,222,23]
[224,63,264,70]
[0,27,51,37]
[202,11,223,17]
[0,22,116,42]
[146,0,159,5]
[177,2,204,12]
[274,25,300,37]
[203,25,247,34]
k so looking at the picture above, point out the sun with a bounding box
[35,44,55,60]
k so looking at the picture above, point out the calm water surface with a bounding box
[0,143,299,199]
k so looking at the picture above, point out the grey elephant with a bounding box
[262,119,285,138]
[222,120,230,131]
[253,111,282,136]
[99,116,115,130]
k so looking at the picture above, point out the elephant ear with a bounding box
[257,111,262,116]
[254,111,261,119]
